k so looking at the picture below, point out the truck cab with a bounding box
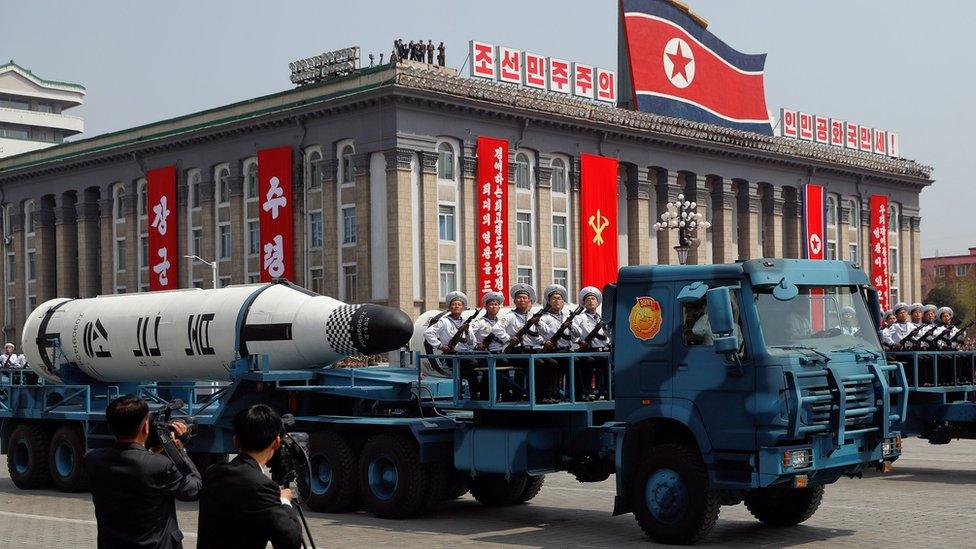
[608,258,906,543]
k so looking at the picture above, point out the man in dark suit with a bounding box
[83,395,202,549]
[197,404,302,549]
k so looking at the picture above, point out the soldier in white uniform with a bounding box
[909,303,924,325]
[424,291,481,398]
[882,302,915,347]
[572,286,610,401]
[504,284,545,402]
[921,304,937,326]
[470,291,515,400]
[0,343,26,369]
[537,284,576,403]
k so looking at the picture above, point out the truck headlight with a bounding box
[882,436,901,457]
[783,449,812,469]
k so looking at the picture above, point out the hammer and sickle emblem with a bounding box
[588,209,610,246]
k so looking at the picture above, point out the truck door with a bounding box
[673,283,756,451]
[613,281,676,403]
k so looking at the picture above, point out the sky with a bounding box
[1,0,972,256]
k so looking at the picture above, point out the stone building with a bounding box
[0,62,932,344]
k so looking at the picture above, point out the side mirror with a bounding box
[706,287,735,335]
[713,335,739,354]
[773,278,799,301]
[602,284,616,328]
[678,281,709,303]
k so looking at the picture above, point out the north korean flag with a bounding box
[620,0,773,135]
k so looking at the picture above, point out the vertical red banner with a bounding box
[257,146,294,282]
[476,137,509,303]
[579,153,619,289]
[146,166,178,291]
[804,184,825,329]
[869,194,891,311]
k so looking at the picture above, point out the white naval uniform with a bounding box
[882,321,917,346]
[504,309,545,349]
[0,353,26,368]
[424,315,474,352]
[470,316,510,352]
[537,310,572,350]
[572,311,610,350]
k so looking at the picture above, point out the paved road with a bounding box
[0,438,973,547]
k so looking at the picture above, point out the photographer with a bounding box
[197,404,303,549]
[83,395,202,549]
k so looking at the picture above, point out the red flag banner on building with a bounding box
[580,153,619,289]
[476,136,509,303]
[146,166,178,291]
[620,0,772,135]
[257,146,294,282]
[869,194,891,311]
[804,183,826,330]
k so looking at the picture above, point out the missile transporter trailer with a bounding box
[1,260,905,544]
[885,349,976,444]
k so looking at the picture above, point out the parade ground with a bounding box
[0,437,969,548]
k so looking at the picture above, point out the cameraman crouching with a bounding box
[84,395,202,549]
[197,404,302,549]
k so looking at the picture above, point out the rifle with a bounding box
[946,320,975,348]
[545,305,585,348]
[582,319,609,348]
[915,324,943,350]
[897,324,927,350]
[931,319,963,349]
[444,309,482,353]
[504,304,552,353]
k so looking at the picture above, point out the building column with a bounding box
[320,160,339,297]
[291,156,306,288]
[737,181,760,260]
[681,172,708,265]
[536,163,553,288]
[123,184,139,291]
[7,212,25,342]
[226,171,245,285]
[767,186,784,258]
[461,152,477,301]
[569,163,582,292]
[55,193,79,298]
[384,149,414,313]
[911,216,922,301]
[783,189,801,259]
[34,198,57,303]
[625,165,651,266]
[176,179,188,288]
[655,170,681,265]
[419,151,439,310]
[900,214,911,302]
[354,153,372,302]
[860,201,872,273]
[710,178,735,264]
[198,180,216,288]
[98,196,114,294]
[76,195,100,298]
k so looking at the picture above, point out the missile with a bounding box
[23,281,413,383]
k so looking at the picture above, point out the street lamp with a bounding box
[185,255,218,289]
[653,194,711,265]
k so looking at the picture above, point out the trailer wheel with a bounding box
[744,485,824,526]
[469,474,528,506]
[8,423,52,489]
[630,443,720,545]
[48,425,89,493]
[358,433,426,519]
[305,430,359,513]
[516,474,545,503]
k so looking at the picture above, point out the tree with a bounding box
[924,286,967,319]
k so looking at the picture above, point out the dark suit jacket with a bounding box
[197,453,302,549]
[83,442,202,549]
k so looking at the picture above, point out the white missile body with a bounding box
[23,283,413,383]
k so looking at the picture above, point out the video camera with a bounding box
[267,413,316,548]
[146,399,197,476]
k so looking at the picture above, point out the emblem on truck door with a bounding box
[629,296,663,341]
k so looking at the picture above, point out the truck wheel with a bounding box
[744,485,824,526]
[469,474,528,506]
[48,425,89,492]
[420,462,449,512]
[358,433,426,519]
[516,474,545,503]
[443,469,469,500]
[630,443,720,545]
[8,424,52,489]
[306,431,359,513]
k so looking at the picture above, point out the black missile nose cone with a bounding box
[347,304,414,355]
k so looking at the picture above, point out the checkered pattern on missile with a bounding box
[326,304,361,355]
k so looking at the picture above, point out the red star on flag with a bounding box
[667,42,693,82]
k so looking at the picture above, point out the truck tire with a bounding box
[306,430,359,513]
[516,474,545,503]
[630,443,720,545]
[744,485,824,526]
[8,423,52,489]
[420,462,449,512]
[443,469,469,500]
[358,433,426,519]
[48,425,89,493]
[469,474,528,506]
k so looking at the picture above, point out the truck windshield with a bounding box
[755,286,883,356]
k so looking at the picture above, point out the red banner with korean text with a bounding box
[257,146,294,282]
[804,184,825,330]
[477,137,509,303]
[580,153,619,290]
[147,166,178,291]
[869,194,890,311]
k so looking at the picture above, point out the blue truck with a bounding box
[0,259,905,544]
[886,349,976,444]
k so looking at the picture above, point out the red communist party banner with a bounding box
[580,153,619,290]
[257,146,294,282]
[147,166,178,291]
[804,183,826,330]
[869,194,891,311]
[476,137,509,303]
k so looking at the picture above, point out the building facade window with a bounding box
[935,266,946,278]
[219,224,231,259]
[825,196,838,260]
[848,199,859,229]
[551,158,567,194]
[247,274,261,284]
[217,167,230,204]
[553,269,568,288]
[341,206,357,245]
[956,265,968,277]
[848,243,858,262]
[138,180,147,217]
[5,298,13,325]
[438,205,455,241]
[219,276,231,288]
[309,212,323,248]
[27,251,36,280]
[189,171,202,209]
[888,203,900,304]
[6,253,14,284]
[552,215,567,249]
[309,267,324,294]
[343,264,358,302]
[340,144,355,185]
[515,153,530,190]
[248,221,260,255]
[437,142,455,180]
[192,229,203,256]
[306,150,322,189]
[516,212,532,247]
[439,263,457,297]
[245,161,258,200]
[140,235,149,268]
[517,267,533,286]
[115,240,126,272]
[24,201,36,233]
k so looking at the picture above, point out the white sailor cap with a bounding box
[579,286,602,306]
[445,291,468,308]
[937,306,954,318]
[909,303,923,314]
[543,284,568,303]
[883,310,894,318]
[924,304,938,313]
[841,306,856,317]
[893,302,909,314]
[481,291,504,306]
[510,283,537,303]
